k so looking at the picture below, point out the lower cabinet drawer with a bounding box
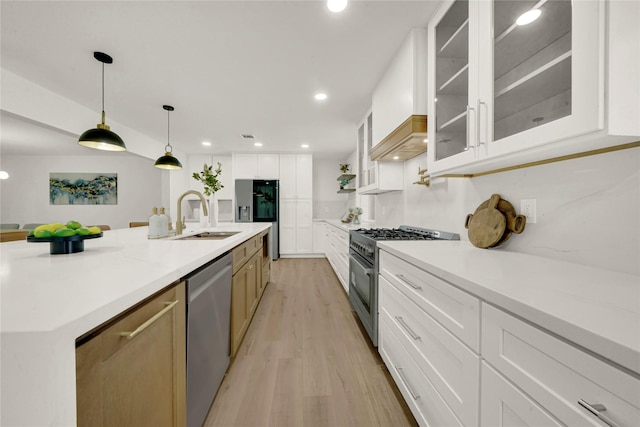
[379,250,480,351]
[380,276,479,426]
[481,362,564,427]
[482,303,640,427]
[379,315,463,427]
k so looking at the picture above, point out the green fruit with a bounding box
[54,228,76,237]
[75,227,90,236]
[34,229,54,238]
[88,226,102,235]
[66,220,82,230]
[28,229,35,237]
[34,224,56,234]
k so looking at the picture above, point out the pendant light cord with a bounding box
[101,61,105,113]
[166,108,172,152]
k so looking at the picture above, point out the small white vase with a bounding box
[208,195,218,227]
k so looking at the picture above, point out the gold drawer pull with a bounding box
[120,300,179,340]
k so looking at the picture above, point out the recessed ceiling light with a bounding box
[254,142,263,147]
[301,144,309,148]
[314,93,327,101]
[393,155,400,160]
[423,138,429,143]
[0,171,9,180]
[516,9,541,26]
[327,0,348,13]
[202,141,211,146]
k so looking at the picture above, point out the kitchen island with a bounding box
[0,223,270,426]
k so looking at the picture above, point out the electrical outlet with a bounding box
[520,199,537,224]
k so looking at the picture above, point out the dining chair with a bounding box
[89,225,111,230]
[22,223,45,230]
[129,222,149,228]
[0,223,20,230]
[0,230,29,242]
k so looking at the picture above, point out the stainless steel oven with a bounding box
[348,250,376,343]
[348,226,460,346]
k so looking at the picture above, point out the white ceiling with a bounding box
[0,0,439,159]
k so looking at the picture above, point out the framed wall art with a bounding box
[49,172,118,205]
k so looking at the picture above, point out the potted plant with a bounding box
[192,162,224,225]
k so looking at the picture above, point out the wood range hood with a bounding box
[370,115,427,161]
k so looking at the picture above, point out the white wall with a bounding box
[374,146,640,275]
[1,154,164,230]
[313,156,352,219]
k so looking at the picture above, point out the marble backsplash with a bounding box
[375,147,640,275]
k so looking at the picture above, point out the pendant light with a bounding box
[154,105,183,170]
[78,52,126,151]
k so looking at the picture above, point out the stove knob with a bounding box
[365,245,375,256]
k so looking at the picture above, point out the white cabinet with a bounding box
[378,248,640,427]
[232,154,280,179]
[356,110,403,195]
[312,221,327,254]
[279,154,312,199]
[279,154,312,255]
[378,250,481,427]
[324,222,349,292]
[279,199,312,255]
[481,303,640,427]
[481,362,564,427]
[428,0,639,176]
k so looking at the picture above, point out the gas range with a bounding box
[350,225,460,265]
[348,225,459,347]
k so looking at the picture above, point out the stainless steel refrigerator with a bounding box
[235,179,279,260]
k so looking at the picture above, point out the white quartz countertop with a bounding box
[315,218,374,232]
[0,222,270,426]
[377,240,640,375]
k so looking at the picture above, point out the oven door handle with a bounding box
[350,251,374,277]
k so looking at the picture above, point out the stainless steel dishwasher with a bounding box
[185,252,232,427]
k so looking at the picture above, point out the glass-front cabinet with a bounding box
[431,0,476,165]
[428,0,604,175]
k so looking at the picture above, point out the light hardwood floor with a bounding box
[204,258,417,427]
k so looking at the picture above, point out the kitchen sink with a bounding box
[177,231,241,240]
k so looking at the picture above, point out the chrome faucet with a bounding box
[176,190,208,235]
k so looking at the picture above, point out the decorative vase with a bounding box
[209,194,218,227]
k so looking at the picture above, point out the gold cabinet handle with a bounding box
[119,300,179,340]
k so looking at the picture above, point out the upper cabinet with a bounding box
[279,154,312,199]
[356,110,403,195]
[428,0,640,176]
[232,154,280,179]
[371,28,429,162]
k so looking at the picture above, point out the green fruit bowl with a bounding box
[27,233,103,254]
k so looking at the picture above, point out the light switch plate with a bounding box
[520,199,537,224]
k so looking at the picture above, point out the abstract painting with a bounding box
[49,173,117,205]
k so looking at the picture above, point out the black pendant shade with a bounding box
[154,105,183,170]
[78,52,126,151]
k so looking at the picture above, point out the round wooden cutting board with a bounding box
[465,194,507,248]
[471,197,526,247]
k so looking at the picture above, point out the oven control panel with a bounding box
[350,241,375,257]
